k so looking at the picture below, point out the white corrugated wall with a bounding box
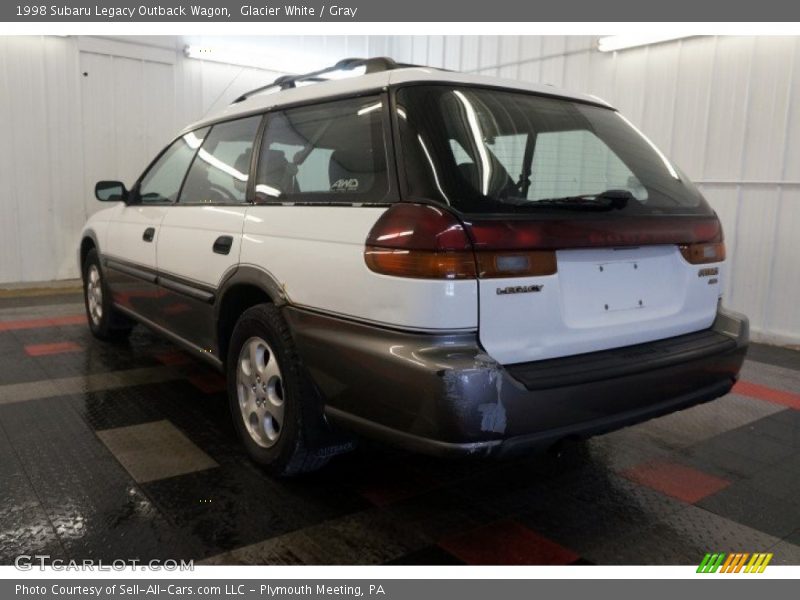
[0,34,371,283]
[376,35,800,347]
[0,35,797,346]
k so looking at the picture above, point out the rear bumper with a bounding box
[284,306,748,458]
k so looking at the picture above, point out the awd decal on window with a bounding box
[697,552,773,573]
[331,178,359,192]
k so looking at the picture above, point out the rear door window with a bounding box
[254,96,389,203]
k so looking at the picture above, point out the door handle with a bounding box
[213,235,233,255]
[142,227,155,242]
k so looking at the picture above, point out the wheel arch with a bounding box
[79,230,100,278]
[215,265,288,365]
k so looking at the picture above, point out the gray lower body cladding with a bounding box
[283,306,749,457]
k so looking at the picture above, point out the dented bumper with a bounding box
[283,306,749,458]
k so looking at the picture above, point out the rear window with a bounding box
[254,96,389,203]
[397,86,712,216]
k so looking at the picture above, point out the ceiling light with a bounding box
[597,35,695,53]
[183,45,325,74]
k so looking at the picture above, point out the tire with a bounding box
[226,303,334,476]
[82,248,134,341]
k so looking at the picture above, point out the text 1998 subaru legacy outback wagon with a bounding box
[80,57,748,475]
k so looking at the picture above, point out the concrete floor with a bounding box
[1,291,799,566]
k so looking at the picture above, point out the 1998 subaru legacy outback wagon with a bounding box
[79,57,749,475]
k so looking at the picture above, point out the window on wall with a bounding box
[138,127,209,204]
[179,116,263,204]
[254,96,389,203]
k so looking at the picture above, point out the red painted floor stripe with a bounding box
[0,314,86,332]
[734,380,800,410]
[439,520,580,565]
[360,470,440,507]
[188,372,227,394]
[25,341,83,357]
[154,349,194,367]
[620,460,731,504]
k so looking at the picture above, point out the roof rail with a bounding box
[232,56,420,104]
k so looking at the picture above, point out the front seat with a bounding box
[255,149,298,200]
[232,149,252,198]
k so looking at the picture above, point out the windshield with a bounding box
[396,85,712,216]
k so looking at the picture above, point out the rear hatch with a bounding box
[467,218,724,363]
[395,84,726,364]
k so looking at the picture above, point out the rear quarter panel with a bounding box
[240,205,478,331]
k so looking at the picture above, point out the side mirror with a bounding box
[95,181,128,203]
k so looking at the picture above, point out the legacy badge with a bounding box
[496,284,544,295]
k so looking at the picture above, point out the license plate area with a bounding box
[592,261,645,312]
[557,246,679,326]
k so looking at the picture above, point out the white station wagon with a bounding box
[79,58,748,475]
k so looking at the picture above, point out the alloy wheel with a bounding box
[86,265,104,326]
[236,336,286,448]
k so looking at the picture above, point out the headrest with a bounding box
[329,148,375,176]
[263,149,289,168]
[258,148,292,193]
[234,149,252,176]
[329,148,379,193]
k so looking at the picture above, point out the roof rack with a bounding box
[232,57,421,104]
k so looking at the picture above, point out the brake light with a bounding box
[365,203,472,252]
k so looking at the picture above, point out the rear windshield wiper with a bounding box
[498,189,634,211]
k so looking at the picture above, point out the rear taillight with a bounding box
[678,218,726,264]
[364,203,477,279]
[364,204,558,279]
